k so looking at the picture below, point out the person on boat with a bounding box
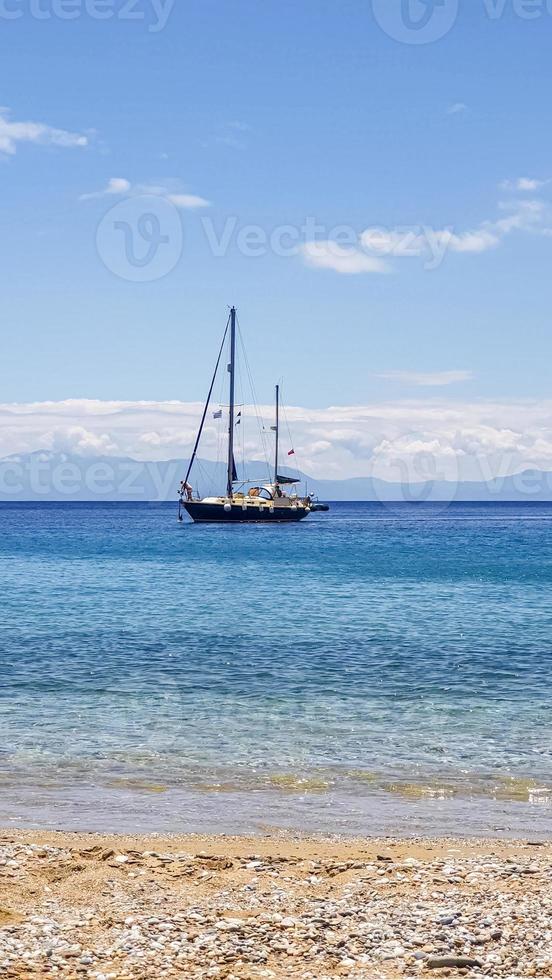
[180,481,193,501]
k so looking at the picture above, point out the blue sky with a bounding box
[1,0,552,479]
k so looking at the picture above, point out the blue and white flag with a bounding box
[213,409,222,419]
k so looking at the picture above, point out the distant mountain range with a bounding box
[1,451,552,502]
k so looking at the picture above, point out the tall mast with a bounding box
[226,306,237,498]
[274,383,279,484]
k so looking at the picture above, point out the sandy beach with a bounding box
[0,830,550,978]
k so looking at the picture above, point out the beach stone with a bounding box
[427,955,483,969]
[0,836,549,978]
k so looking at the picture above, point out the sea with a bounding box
[1,500,551,838]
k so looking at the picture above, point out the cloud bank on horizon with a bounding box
[2,398,552,485]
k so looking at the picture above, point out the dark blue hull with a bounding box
[184,501,309,523]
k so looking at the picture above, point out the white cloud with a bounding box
[41,425,117,457]
[80,179,211,208]
[166,193,211,210]
[80,177,131,201]
[208,121,251,150]
[0,109,88,157]
[306,195,552,276]
[360,225,500,258]
[443,228,500,253]
[3,398,552,484]
[360,228,425,255]
[301,241,390,275]
[378,370,473,387]
[501,177,550,192]
[139,429,197,449]
[447,102,468,115]
[494,197,546,233]
[107,177,132,194]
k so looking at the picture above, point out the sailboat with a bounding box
[179,307,325,523]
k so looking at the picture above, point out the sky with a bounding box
[2,0,552,481]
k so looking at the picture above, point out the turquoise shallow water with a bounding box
[1,500,551,837]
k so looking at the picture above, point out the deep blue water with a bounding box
[1,500,551,837]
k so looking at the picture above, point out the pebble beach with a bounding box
[1,830,551,978]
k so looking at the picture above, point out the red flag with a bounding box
[288,449,295,456]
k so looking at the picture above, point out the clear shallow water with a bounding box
[1,500,551,837]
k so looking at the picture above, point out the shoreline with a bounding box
[3,825,552,852]
[2,772,551,841]
[1,829,551,977]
